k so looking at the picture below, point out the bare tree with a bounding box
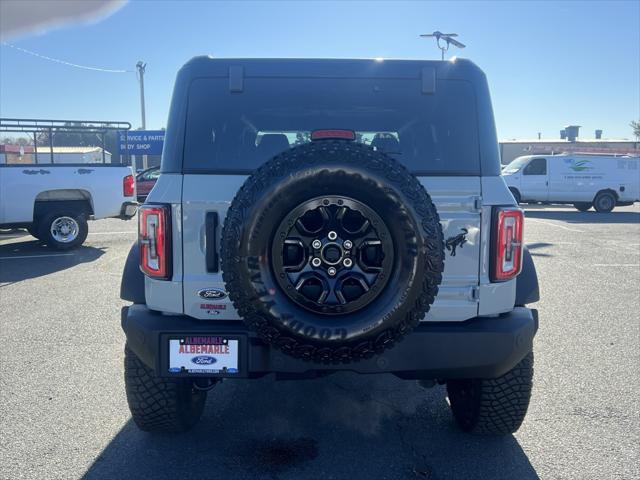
[1,136,31,146]
[630,120,640,140]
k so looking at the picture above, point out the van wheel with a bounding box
[38,211,88,249]
[124,344,207,433]
[573,202,592,212]
[593,191,616,213]
[446,352,533,435]
[509,188,521,205]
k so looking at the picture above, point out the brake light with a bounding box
[311,129,356,141]
[139,205,171,279]
[492,208,524,282]
[123,174,135,197]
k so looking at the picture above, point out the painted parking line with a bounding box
[0,253,74,260]
[88,231,136,235]
[592,264,640,267]
[526,218,585,233]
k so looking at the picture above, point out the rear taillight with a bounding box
[139,205,171,279]
[123,174,135,197]
[491,207,524,282]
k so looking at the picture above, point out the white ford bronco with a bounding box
[120,57,539,435]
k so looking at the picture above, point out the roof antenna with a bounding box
[420,31,466,60]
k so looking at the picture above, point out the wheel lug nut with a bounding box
[343,258,353,268]
[312,240,322,249]
[343,240,353,250]
[311,257,322,267]
[328,231,338,241]
[328,267,337,276]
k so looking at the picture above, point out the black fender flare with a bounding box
[515,247,539,306]
[120,242,146,304]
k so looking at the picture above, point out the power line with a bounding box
[1,42,134,73]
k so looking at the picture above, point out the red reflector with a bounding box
[139,205,171,279]
[123,174,135,197]
[311,129,356,141]
[492,208,524,282]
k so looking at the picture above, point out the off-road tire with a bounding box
[573,202,591,212]
[124,344,207,433]
[446,352,534,435]
[593,191,616,213]
[221,140,445,364]
[38,210,88,249]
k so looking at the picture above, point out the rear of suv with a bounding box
[120,57,539,435]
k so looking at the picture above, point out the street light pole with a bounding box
[136,61,147,169]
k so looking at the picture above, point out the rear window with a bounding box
[183,77,480,174]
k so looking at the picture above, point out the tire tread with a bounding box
[124,345,206,433]
[447,352,534,435]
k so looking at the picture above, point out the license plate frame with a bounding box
[164,334,245,377]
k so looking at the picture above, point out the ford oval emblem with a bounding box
[191,356,217,365]
[198,288,227,300]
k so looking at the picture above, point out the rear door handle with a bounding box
[205,212,219,273]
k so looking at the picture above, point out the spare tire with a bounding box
[221,140,444,363]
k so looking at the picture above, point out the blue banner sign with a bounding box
[118,130,165,155]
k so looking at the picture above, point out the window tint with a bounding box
[183,77,480,174]
[524,158,546,175]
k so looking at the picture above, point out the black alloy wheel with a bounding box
[272,196,393,315]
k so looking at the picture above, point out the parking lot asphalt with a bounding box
[1,205,638,480]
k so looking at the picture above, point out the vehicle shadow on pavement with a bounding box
[525,242,554,257]
[0,239,105,285]
[524,210,640,224]
[82,373,539,480]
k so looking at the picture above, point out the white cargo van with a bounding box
[502,154,640,212]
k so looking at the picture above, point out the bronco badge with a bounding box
[445,228,468,257]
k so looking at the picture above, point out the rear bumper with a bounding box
[118,201,138,219]
[122,305,538,380]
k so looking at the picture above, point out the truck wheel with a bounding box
[38,211,88,249]
[573,202,592,212]
[508,188,521,205]
[446,352,533,435]
[221,140,445,364]
[124,344,207,433]
[593,191,616,213]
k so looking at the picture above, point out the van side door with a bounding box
[520,157,548,201]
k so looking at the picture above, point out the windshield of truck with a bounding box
[183,77,480,175]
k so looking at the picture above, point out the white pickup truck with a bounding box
[0,163,137,248]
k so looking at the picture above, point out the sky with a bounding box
[0,0,639,140]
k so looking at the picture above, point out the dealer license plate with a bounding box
[168,336,239,374]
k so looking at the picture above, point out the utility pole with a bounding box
[136,61,148,169]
